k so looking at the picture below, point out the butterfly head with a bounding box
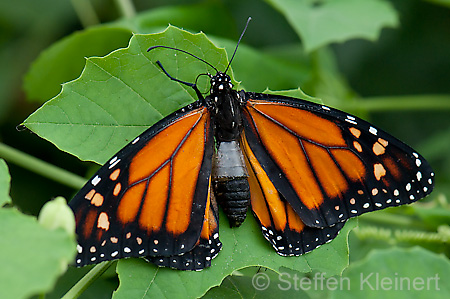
[210,72,233,95]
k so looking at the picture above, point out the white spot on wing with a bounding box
[369,126,378,135]
[406,183,412,191]
[416,171,422,181]
[416,159,421,167]
[91,175,101,186]
[109,158,121,169]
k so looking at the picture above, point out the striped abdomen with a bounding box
[212,140,250,227]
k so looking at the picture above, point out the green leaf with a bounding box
[204,268,310,298]
[264,87,322,104]
[23,2,236,103]
[211,37,313,92]
[265,0,399,52]
[113,216,355,299]
[331,247,450,298]
[24,26,133,102]
[0,159,11,207]
[0,208,76,299]
[24,27,233,164]
[124,2,236,37]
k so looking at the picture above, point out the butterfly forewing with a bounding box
[69,101,217,267]
[241,93,434,228]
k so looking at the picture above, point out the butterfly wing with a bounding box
[241,134,345,255]
[241,92,434,228]
[69,100,219,269]
[145,185,221,270]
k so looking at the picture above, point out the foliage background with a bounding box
[0,0,449,298]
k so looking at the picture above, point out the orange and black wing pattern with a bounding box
[241,93,434,231]
[69,101,221,270]
[241,135,345,255]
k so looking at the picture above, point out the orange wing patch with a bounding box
[139,163,170,232]
[117,181,146,223]
[242,136,287,231]
[248,100,346,147]
[245,105,324,210]
[128,110,205,183]
[242,134,343,255]
[117,107,210,236]
[200,178,219,240]
[303,142,348,199]
[166,112,209,234]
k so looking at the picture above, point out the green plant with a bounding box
[0,0,449,298]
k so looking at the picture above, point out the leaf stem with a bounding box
[0,143,86,190]
[70,0,100,28]
[62,262,112,299]
[114,0,136,18]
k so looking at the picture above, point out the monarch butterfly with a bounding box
[69,19,434,271]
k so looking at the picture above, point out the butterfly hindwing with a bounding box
[69,100,217,268]
[241,134,345,255]
[241,92,434,228]
[145,183,222,270]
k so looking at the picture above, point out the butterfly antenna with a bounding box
[147,45,218,73]
[153,60,204,101]
[224,16,252,74]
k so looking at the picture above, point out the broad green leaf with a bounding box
[211,37,313,92]
[330,247,450,298]
[0,159,11,207]
[0,208,76,299]
[113,216,355,299]
[24,27,233,164]
[24,27,133,102]
[264,87,322,104]
[23,2,235,103]
[122,2,236,37]
[204,268,310,298]
[265,0,399,52]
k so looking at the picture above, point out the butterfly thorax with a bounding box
[208,72,243,142]
[209,72,250,227]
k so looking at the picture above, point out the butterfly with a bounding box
[69,19,434,271]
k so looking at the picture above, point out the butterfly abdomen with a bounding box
[212,140,250,227]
